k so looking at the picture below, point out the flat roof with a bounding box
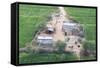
[48,28,54,31]
[63,22,76,26]
[37,36,53,39]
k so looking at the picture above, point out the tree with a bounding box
[82,41,96,57]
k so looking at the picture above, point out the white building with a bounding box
[37,36,53,45]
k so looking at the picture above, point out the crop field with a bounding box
[19,5,97,64]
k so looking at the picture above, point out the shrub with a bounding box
[55,40,66,53]
[81,41,96,60]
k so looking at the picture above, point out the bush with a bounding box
[55,40,66,53]
[81,41,96,60]
[83,41,96,51]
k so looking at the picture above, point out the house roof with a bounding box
[63,22,76,26]
[37,36,53,40]
[47,28,54,31]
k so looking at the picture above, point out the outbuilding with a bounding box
[37,36,53,45]
[46,24,55,34]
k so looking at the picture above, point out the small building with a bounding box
[62,21,84,37]
[62,21,77,31]
[37,36,53,45]
[36,35,54,52]
[46,24,55,34]
[62,21,78,35]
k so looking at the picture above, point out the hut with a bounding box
[46,24,55,34]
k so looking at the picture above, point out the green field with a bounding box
[19,5,96,64]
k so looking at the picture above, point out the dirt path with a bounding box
[53,20,64,41]
[52,7,67,42]
[58,7,70,21]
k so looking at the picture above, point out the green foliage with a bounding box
[84,25,96,41]
[80,41,96,60]
[83,41,96,51]
[19,52,78,64]
[56,40,66,53]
